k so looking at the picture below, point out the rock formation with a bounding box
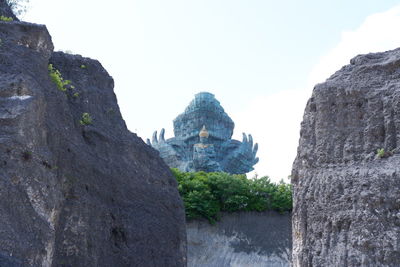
[0,3,186,266]
[148,92,259,174]
[187,211,291,267]
[292,48,400,266]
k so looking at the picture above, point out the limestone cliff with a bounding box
[187,211,291,267]
[292,48,400,266]
[0,3,186,266]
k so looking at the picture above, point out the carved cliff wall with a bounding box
[187,211,291,267]
[0,3,186,266]
[292,48,400,266]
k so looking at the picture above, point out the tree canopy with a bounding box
[171,168,292,223]
[6,0,28,16]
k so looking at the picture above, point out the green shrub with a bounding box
[376,148,385,158]
[376,148,394,159]
[48,64,71,92]
[0,16,13,22]
[79,112,92,125]
[171,168,292,223]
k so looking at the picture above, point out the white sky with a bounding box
[22,1,400,182]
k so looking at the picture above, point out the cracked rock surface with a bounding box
[0,3,186,266]
[292,48,400,267]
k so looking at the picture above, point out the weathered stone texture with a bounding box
[148,92,259,174]
[187,211,291,267]
[0,18,186,266]
[292,48,400,267]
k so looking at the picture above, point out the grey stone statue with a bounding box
[147,92,259,174]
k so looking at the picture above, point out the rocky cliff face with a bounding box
[0,5,186,266]
[187,211,291,267]
[292,48,400,266]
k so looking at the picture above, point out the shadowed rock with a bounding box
[0,16,186,267]
[292,48,400,267]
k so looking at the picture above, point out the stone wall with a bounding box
[187,211,291,267]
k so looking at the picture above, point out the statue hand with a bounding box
[221,133,259,174]
[146,128,166,149]
[240,133,259,165]
[147,129,190,171]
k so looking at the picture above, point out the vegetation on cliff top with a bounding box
[0,15,13,21]
[6,0,29,16]
[172,168,292,223]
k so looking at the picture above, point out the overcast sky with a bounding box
[22,1,400,182]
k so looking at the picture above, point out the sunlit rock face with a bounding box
[187,211,292,267]
[148,92,259,174]
[0,5,186,265]
[292,48,400,267]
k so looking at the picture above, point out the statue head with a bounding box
[199,125,209,144]
[173,92,234,142]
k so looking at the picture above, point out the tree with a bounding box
[6,0,29,16]
[171,168,293,223]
